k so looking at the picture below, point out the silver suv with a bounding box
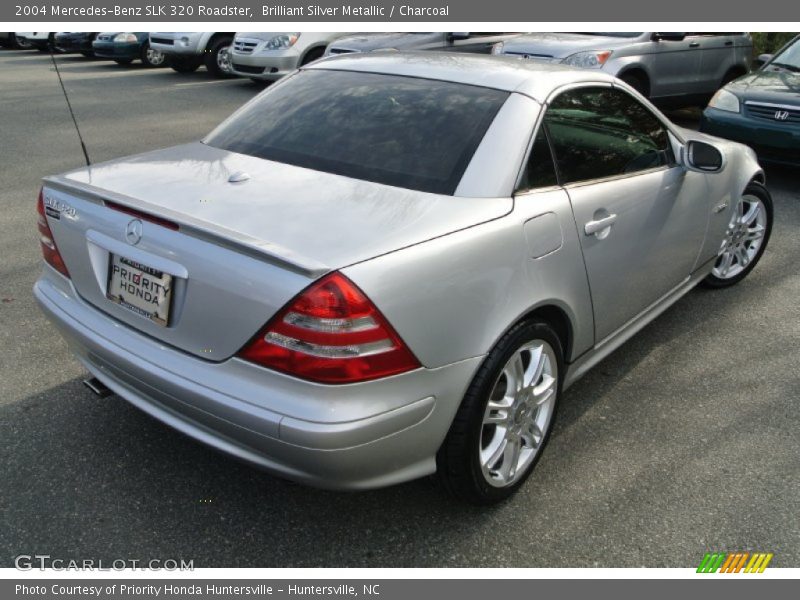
[149,32,235,77]
[229,32,352,82]
[495,32,753,107]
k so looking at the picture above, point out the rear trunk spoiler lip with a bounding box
[42,175,331,279]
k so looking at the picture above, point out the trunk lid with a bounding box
[44,142,510,360]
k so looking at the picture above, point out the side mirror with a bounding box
[448,32,470,41]
[755,53,773,67]
[652,32,687,42]
[683,140,724,173]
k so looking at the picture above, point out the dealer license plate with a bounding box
[106,254,173,327]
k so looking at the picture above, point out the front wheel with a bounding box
[702,181,773,288]
[437,319,563,505]
[204,38,234,77]
[141,43,166,68]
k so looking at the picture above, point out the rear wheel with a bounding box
[702,182,772,288]
[140,42,166,68]
[9,34,34,50]
[437,319,563,505]
[204,37,234,77]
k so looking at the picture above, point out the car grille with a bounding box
[328,48,356,55]
[150,37,174,45]
[233,39,259,54]
[232,63,264,75]
[745,102,800,124]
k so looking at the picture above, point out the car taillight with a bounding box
[36,188,70,278]
[238,272,420,384]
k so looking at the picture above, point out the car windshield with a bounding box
[769,37,800,71]
[205,70,508,195]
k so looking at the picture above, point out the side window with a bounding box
[517,127,559,192]
[544,87,674,185]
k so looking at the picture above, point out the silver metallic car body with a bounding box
[229,32,353,81]
[498,32,753,104]
[35,53,763,490]
[148,32,232,57]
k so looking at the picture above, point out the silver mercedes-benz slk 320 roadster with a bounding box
[35,53,772,504]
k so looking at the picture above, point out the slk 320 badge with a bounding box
[43,195,77,220]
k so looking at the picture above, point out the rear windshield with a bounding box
[205,69,508,195]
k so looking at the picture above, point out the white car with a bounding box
[229,32,353,82]
[14,32,52,51]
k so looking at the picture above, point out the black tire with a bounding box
[436,319,564,505]
[8,34,33,50]
[170,57,202,73]
[619,71,649,98]
[114,59,134,66]
[701,181,773,289]
[36,33,56,52]
[300,46,325,66]
[203,37,234,77]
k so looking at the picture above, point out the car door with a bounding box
[543,85,708,342]
[649,33,704,98]
[693,33,740,93]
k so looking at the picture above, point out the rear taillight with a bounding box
[36,188,70,278]
[238,272,420,384]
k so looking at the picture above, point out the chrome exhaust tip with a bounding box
[83,376,113,398]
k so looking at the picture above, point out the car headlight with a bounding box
[491,42,505,55]
[113,33,138,43]
[265,33,300,50]
[562,50,612,69]
[707,88,741,113]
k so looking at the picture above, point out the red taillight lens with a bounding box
[36,188,70,278]
[238,272,420,384]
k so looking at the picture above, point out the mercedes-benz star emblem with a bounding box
[125,219,143,245]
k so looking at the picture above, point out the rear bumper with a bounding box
[230,51,300,81]
[34,270,479,490]
[701,107,800,166]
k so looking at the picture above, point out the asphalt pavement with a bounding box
[1,49,798,568]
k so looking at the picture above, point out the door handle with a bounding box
[689,41,701,48]
[724,40,733,46]
[584,214,618,237]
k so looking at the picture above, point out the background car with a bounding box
[324,32,521,56]
[701,34,800,166]
[13,32,53,52]
[0,32,35,49]
[54,32,99,57]
[34,54,771,504]
[229,32,352,82]
[495,32,753,107]
[149,32,235,77]
[92,32,166,68]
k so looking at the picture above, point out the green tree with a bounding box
[751,32,799,57]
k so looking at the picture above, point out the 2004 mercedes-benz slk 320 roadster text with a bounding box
[34,53,772,504]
